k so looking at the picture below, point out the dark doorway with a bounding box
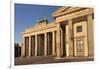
[15,45,21,57]
[25,37,29,56]
[61,23,66,57]
[37,34,44,56]
[47,32,52,55]
[31,36,35,56]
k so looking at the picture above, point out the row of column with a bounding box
[22,31,56,57]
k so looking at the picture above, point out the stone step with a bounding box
[15,55,55,65]
[30,57,94,64]
[15,56,94,65]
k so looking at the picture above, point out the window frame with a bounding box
[76,25,82,32]
[76,39,84,52]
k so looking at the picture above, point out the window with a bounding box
[76,40,84,52]
[77,26,82,32]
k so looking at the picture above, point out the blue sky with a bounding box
[15,4,60,43]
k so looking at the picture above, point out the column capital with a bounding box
[87,14,93,20]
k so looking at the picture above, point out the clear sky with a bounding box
[15,3,60,43]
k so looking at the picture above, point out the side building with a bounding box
[15,43,22,57]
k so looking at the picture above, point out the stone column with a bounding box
[56,23,61,58]
[38,35,40,56]
[35,35,38,56]
[68,19,74,57]
[44,33,47,56]
[47,33,49,55]
[28,36,31,56]
[52,31,55,55]
[87,14,94,57]
[21,37,25,57]
[65,25,69,57]
[60,28,63,56]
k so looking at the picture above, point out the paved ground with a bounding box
[15,55,94,65]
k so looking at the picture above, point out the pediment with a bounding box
[52,7,69,17]
[52,6,82,18]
